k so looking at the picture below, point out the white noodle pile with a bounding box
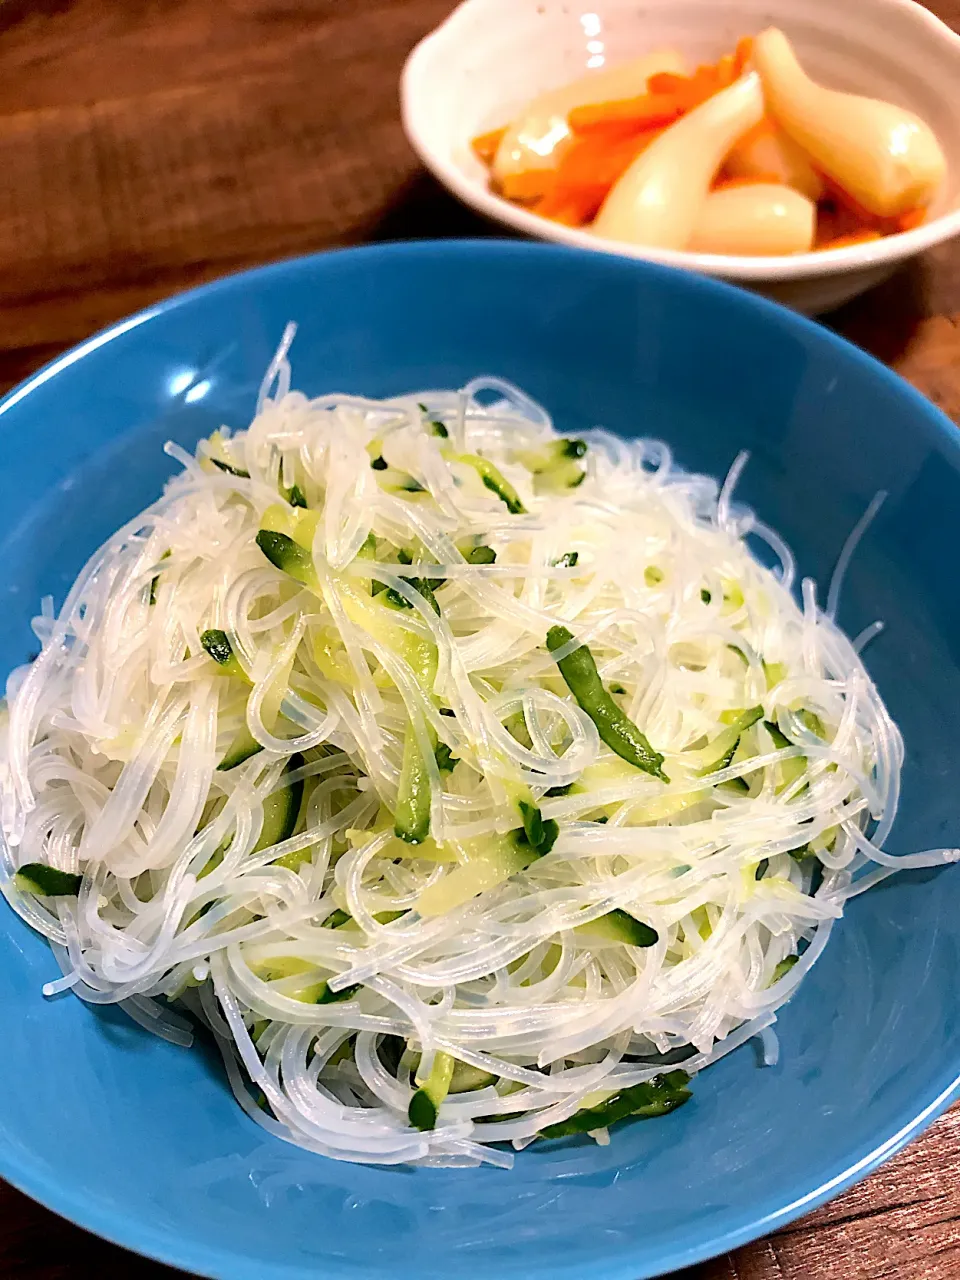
[1,334,955,1169]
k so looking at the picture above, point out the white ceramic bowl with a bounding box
[401,0,960,313]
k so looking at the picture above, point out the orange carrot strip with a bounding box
[733,35,754,74]
[471,127,506,166]
[647,71,690,95]
[712,172,783,191]
[554,127,661,189]
[685,64,725,108]
[646,65,724,113]
[567,93,684,135]
[715,54,737,88]
[815,230,883,251]
[499,170,554,203]
[536,127,663,225]
[536,188,608,226]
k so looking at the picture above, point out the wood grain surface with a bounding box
[0,2,958,1277]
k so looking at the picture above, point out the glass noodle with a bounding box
[1,330,955,1168]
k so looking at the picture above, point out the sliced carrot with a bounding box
[471,127,506,166]
[896,206,927,232]
[715,54,737,88]
[568,92,684,135]
[491,30,764,230]
[653,64,724,112]
[733,35,754,74]
[568,53,739,142]
[536,127,663,225]
[536,187,609,226]
[555,127,661,189]
[815,230,883,251]
[647,71,690,96]
[712,172,783,191]
[498,170,554,203]
[689,64,725,106]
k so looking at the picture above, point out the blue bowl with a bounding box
[1,241,959,1280]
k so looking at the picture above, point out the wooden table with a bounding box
[1,2,958,1276]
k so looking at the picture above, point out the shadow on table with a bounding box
[0,0,73,33]
[823,255,930,365]
[365,170,501,245]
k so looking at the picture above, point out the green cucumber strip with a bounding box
[210,456,250,478]
[551,460,586,490]
[719,776,750,795]
[517,800,559,857]
[315,981,362,1005]
[408,1050,455,1131]
[764,720,807,791]
[419,404,449,438]
[450,452,526,514]
[547,626,667,782]
[798,708,827,738]
[434,742,457,773]
[256,529,316,587]
[538,1070,691,1140]
[559,439,587,459]
[253,754,304,854]
[395,726,432,844]
[148,550,170,606]
[771,954,799,985]
[466,544,496,565]
[357,532,384,598]
[285,483,307,508]
[200,629,247,680]
[217,726,262,771]
[449,1061,497,1093]
[382,564,442,615]
[555,551,579,568]
[576,908,658,948]
[694,706,763,776]
[15,863,83,897]
[763,660,787,688]
[504,710,533,749]
[518,439,587,470]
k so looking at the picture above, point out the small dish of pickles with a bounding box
[402,0,960,312]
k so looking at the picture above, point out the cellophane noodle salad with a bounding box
[1,327,954,1169]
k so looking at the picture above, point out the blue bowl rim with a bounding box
[1,237,959,1280]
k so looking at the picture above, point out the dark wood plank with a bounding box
[0,2,958,1277]
[0,1180,176,1278]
